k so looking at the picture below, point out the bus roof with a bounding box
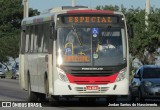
[21,6,124,26]
[41,6,89,14]
[21,13,54,26]
[22,6,89,25]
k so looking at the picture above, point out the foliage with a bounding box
[0,0,39,70]
[96,5,160,62]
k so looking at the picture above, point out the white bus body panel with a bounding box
[48,54,54,95]
[27,54,38,92]
[19,54,25,89]
[37,53,47,93]
[23,53,48,93]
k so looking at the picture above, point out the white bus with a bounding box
[20,6,130,103]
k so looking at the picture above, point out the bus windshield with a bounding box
[57,27,126,66]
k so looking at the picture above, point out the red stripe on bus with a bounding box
[67,10,113,14]
[66,73,118,84]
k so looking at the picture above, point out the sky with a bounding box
[28,0,160,12]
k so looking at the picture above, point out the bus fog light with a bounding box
[57,68,69,82]
[115,68,126,82]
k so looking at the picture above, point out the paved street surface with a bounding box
[0,78,28,101]
[0,78,159,110]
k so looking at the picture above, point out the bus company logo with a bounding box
[82,68,103,71]
[2,102,11,107]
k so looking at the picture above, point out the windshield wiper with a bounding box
[72,26,83,46]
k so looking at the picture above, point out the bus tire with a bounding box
[88,97,96,104]
[107,95,117,103]
[39,75,49,102]
[79,97,96,104]
[131,96,136,102]
[28,77,38,102]
[45,74,49,99]
[50,96,59,106]
[79,97,88,103]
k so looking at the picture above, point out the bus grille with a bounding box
[75,87,109,93]
[70,69,118,77]
[73,81,110,84]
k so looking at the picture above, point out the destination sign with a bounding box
[62,16,118,24]
[64,55,90,62]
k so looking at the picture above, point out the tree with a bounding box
[96,5,160,64]
[0,0,39,70]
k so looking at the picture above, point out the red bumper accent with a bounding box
[66,73,118,84]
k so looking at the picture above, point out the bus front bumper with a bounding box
[53,79,129,96]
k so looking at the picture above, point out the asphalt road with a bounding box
[0,78,28,101]
[0,78,159,110]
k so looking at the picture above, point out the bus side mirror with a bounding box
[54,30,57,41]
[127,24,134,38]
[50,22,57,40]
[21,26,26,32]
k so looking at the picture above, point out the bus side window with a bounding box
[28,26,32,53]
[37,24,43,53]
[33,25,38,53]
[30,26,34,53]
[43,23,49,53]
[25,27,30,53]
[21,29,26,54]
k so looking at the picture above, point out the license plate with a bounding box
[86,86,99,91]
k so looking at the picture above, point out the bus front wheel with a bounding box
[39,77,49,102]
[28,79,38,102]
[50,96,59,106]
[107,95,117,103]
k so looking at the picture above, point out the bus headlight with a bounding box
[57,48,63,66]
[115,68,126,82]
[57,68,69,82]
